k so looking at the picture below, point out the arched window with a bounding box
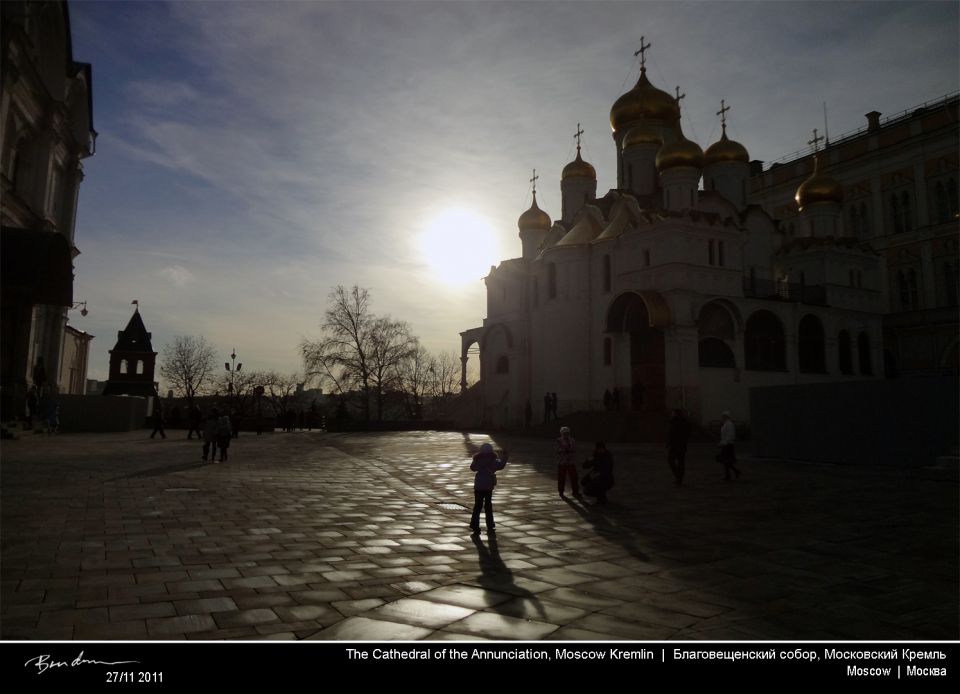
[936,181,949,223]
[901,191,912,232]
[745,310,786,371]
[838,330,853,374]
[858,332,873,375]
[136,360,144,375]
[120,359,128,374]
[603,337,612,366]
[698,338,736,368]
[890,194,902,234]
[708,239,715,265]
[897,270,909,309]
[602,255,611,293]
[495,355,509,374]
[908,269,920,310]
[945,261,958,307]
[547,263,557,299]
[798,314,826,373]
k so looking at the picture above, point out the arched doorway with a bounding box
[606,292,669,412]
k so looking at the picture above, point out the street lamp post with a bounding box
[224,348,242,438]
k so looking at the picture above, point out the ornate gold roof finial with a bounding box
[717,99,731,134]
[530,168,539,196]
[808,128,824,153]
[633,35,652,70]
[675,86,686,106]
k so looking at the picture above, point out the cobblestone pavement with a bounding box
[1,429,956,641]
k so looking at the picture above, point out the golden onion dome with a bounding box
[561,147,596,180]
[796,156,843,209]
[518,192,551,231]
[622,120,662,150]
[705,126,749,165]
[655,128,703,171]
[610,68,680,134]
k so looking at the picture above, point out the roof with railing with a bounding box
[761,92,959,172]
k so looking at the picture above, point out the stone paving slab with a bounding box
[2,429,957,641]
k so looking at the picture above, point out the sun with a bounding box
[419,207,501,286]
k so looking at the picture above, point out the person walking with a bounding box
[550,392,559,420]
[543,392,551,423]
[667,408,690,484]
[469,443,508,534]
[718,411,741,480]
[186,403,202,439]
[582,441,614,504]
[216,412,232,461]
[556,426,580,497]
[150,400,166,439]
[202,408,219,461]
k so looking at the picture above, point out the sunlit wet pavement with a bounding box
[2,429,957,640]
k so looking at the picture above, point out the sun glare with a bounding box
[420,208,501,286]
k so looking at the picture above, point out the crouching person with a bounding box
[582,441,615,505]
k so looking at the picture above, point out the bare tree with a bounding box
[368,316,416,420]
[430,350,462,399]
[159,336,216,402]
[257,371,302,419]
[394,342,432,418]
[302,285,373,420]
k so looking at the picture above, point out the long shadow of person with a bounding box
[469,531,548,621]
[561,496,651,563]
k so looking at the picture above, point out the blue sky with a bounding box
[66,0,959,383]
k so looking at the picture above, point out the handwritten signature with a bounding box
[24,651,140,675]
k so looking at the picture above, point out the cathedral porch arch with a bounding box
[605,291,670,412]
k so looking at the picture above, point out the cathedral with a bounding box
[460,47,958,430]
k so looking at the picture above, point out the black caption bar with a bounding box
[3,641,957,687]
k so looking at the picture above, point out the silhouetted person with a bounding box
[717,411,741,480]
[550,392,558,420]
[202,408,219,461]
[187,404,202,439]
[667,408,690,484]
[217,413,232,461]
[32,357,47,392]
[556,426,579,497]
[25,385,39,430]
[582,441,614,504]
[150,400,166,439]
[469,443,508,534]
[543,392,551,423]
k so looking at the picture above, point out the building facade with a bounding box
[750,96,959,377]
[1,1,95,419]
[461,59,956,430]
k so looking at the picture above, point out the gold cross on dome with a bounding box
[675,86,686,105]
[574,123,584,149]
[530,169,539,195]
[808,128,824,152]
[633,36,652,69]
[717,99,731,129]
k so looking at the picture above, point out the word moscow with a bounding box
[347,648,655,661]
